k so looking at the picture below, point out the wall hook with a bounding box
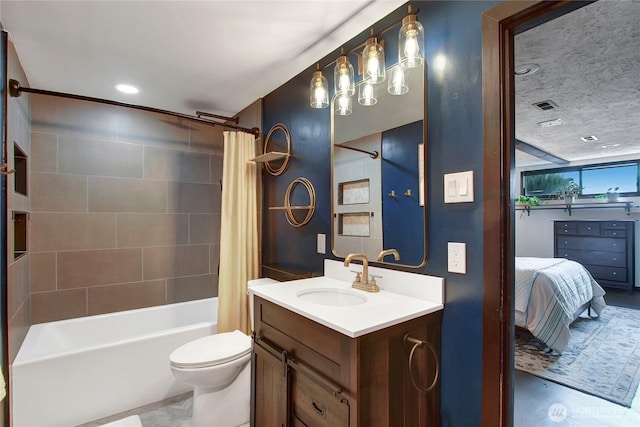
[404,189,412,197]
[388,190,396,198]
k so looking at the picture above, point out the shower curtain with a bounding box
[217,131,259,335]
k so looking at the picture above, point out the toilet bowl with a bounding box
[169,278,278,427]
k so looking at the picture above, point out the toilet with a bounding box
[169,278,278,427]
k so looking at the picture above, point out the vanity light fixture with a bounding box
[358,80,377,106]
[399,11,424,69]
[309,65,329,109]
[388,65,408,95]
[334,55,355,96]
[362,36,386,84]
[335,93,353,116]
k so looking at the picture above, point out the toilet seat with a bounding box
[169,330,251,369]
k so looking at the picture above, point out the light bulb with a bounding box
[310,70,329,108]
[358,81,377,106]
[334,56,355,96]
[335,94,352,116]
[388,66,408,95]
[362,38,385,84]
[399,15,424,69]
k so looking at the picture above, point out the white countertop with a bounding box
[252,262,444,338]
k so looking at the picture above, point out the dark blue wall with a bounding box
[262,1,500,425]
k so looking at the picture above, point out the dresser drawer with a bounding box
[602,221,628,230]
[558,249,626,268]
[555,222,577,234]
[602,229,627,237]
[577,222,601,236]
[585,265,628,283]
[556,236,626,253]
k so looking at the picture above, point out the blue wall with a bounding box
[262,1,500,425]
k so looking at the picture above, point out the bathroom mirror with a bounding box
[331,63,426,267]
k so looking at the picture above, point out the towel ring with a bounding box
[404,333,439,393]
[284,177,316,227]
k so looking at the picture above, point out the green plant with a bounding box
[607,186,620,193]
[596,187,620,200]
[556,182,582,200]
[516,195,541,205]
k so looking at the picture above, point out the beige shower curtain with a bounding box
[217,131,259,335]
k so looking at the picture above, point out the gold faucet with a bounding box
[344,253,380,293]
[377,248,400,262]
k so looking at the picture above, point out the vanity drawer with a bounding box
[291,369,350,427]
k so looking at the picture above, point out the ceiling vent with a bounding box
[532,100,558,111]
[537,118,565,128]
[580,135,599,142]
[515,63,540,76]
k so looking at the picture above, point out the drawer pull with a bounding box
[612,257,617,261]
[312,400,325,417]
[587,227,591,230]
[612,272,617,275]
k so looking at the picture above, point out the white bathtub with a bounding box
[11,298,218,427]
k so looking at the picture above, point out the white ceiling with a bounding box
[0,0,406,118]
[515,0,640,167]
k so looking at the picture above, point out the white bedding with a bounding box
[515,257,606,353]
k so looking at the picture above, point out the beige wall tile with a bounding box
[8,300,30,363]
[30,173,87,212]
[88,176,166,213]
[189,121,223,155]
[58,136,143,178]
[88,280,166,315]
[167,182,219,213]
[117,109,189,150]
[31,132,58,173]
[143,244,210,280]
[144,146,210,183]
[8,255,30,320]
[117,213,189,248]
[32,288,87,323]
[30,212,117,252]
[189,214,220,244]
[57,248,142,289]
[31,252,57,293]
[167,274,218,303]
[31,95,118,140]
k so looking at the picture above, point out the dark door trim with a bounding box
[481,1,593,426]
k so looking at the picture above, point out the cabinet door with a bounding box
[253,341,288,427]
[291,369,350,427]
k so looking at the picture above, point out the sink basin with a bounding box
[296,288,367,306]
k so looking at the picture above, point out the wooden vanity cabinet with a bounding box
[251,296,442,427]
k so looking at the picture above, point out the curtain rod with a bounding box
[8,79,260,137]
[335,143,379,159]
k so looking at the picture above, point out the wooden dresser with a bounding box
[554,220,636,291]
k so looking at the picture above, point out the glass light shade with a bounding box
[310,70,329,108]
[388,66,408,95]
[399,15,424,69]
[335,93,352,116]
[358,80,377,106]
[334,56,355,96]
[362,37,385,84]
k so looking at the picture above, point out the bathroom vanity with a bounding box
[250,260,444,426]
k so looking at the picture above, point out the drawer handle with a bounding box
[311,399,325,417]
[564,241,568,244]
[587,227,591,230]
[613,232,617,235]
[612,257,617,261]
[612,272,617,275]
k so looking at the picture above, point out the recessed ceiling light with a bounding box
[115,84,139,94]
[515,63,540,76]
[580,135,599,142]
[600,144,620,149]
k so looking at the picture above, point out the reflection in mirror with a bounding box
[332,63,426,267]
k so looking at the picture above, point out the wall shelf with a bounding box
[251,151,290,162]
[516,200,637,216]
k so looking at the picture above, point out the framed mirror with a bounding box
[331,63,426,267]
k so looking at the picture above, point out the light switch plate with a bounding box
[448,242,466,274]
[317,233,326,254]
[444,171,474,203]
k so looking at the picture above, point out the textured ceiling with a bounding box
[515,0,640,167]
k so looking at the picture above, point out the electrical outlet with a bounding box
[448,242,466,274]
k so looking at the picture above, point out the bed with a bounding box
[515,257,606,354]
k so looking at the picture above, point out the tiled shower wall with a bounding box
[29,94,226,324]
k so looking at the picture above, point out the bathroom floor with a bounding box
[77,393,193,427]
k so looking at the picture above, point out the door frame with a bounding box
[481,1,595,426]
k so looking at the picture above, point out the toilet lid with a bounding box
[169,330,251,369]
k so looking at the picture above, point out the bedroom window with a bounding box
[522,159,640,199]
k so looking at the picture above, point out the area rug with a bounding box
[514,304,640,407]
